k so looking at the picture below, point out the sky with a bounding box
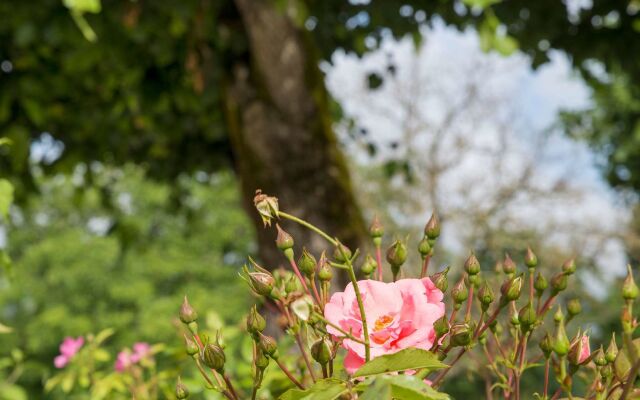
[324,20,629,293]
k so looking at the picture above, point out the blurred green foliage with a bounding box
[0,165,254,396]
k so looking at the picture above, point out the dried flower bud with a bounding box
[519,302,537,332]
[464,253,481,276]
[562,258,576,275]
[418,236,432,258]
[450,323,472,347]
[311,338,332,365]
[361,254,377,276]
[184,335,199,356]
[333,243,352,263]
[202,343,226,372]
[594,346,607,366]
[502,254,517,275]
[551,272,568,294]
[258,334,278,358]
[254,190,279,227]
[369,215,384,239]
[275,224,294,252]
[500,275,523,304]
[478,281,495,312]
[434,315,450,338]
[553,320,570,356]
[247,305,266,335]
[430,267,450,293]
[606,334,618,363]
[298,248,317,277]
[540,333,553,358]
[180,296,198,324]
[451,278,468,306]
[386,240,407,279]
[567,298,582,317]
[534,272,548,296]
[622,264,639,300]
[525,247,538,269]
[424,213,440,240]
[318,253,333,282]
[175,376,189,399]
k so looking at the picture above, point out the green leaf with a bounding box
[279,379,348,400]
[360,378,392,400]
[353,348,447,378]
[462,0,502,8]
[358,376,450,400]
[0,179,14,219]
[0,322,12,334]
[62,0,101,13]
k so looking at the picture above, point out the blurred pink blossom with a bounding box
[53,336,84,368]
[115,342,152,372]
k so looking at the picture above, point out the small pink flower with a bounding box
[114,350,132,372]
[324,278,445,374]
[53,336,84,369]
[578,335,590,364]
[130,342,151,363]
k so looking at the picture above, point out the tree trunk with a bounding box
[223,0,367,269]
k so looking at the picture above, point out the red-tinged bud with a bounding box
[243,259,276,297]
[519,302,537,332]
[500,274,523,304]
[540,333,553,358]
[184,335,199,356]
[464,253,481,276]
[567,298,582,317]
[550,272,568,294]
[594,346,607,366]
[254,190,279,227]
[333,243,352,263]
[424,213,440,240]
[621,306,633,332]
[298,248,317,277]
[275,224,294,254]
[202,342,226,372]
[247,305,266,335]
[418,236,432,258]
[477,281,494,312]
[311,338,332,365]
[450,323,472,347]
[434,315,450,338]
[180,296,198,324]
[502,254,516,275]
[258,333,278,358]
[622,264,639,300]
[606,334,618,363]
[525,247,538,269]
[562,258,576,275]
[318,253,333,282]
[361,254,377,276]
[430,266,450,293]
[568,332,590,365]
[175,376,189,399]
[534,272,547,296]
[553,320,570,356]
[386,240,407,280]
[451,278,468,307]
[369,215,384,239]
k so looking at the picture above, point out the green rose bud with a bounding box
[255,348,269,370]
[554,306,564,323]
[386,240,407,280]
[550,272,568,294]
[369,215,384,239]
[451,278,468,306]
[464,253,481,276]
[553,320,570,356]
[540,333,553,358]
[258,333,278,358]
[519,302,537,332]
[567,298,582,317]
[534,272,548,296]
[253,190,279,227]
[502,254,517,275]
[275,224,294,251]
[418,236,432,258]
[361,254,377,276]
[311,338,332,365]
[525,247,538,269]
[431,266,450,293]
[179,296,198,324]
[184,335,199,356]
[175,376,189,399]
[298,248,317,277]
[244,259,276,297]
[606,334,618,363]
[434,315,450,338]
[477,281,495,312]
[500,274,523,304]
[562,258,576,275]
[318,253,333,282]
[247,305,266,335]
[450,323,472,347]
[202,343,226,372]
[594,346,607,366]
[622,264,639,300]
[424,213,440,239]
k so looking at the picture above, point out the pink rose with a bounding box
[53,336,84,369]
[115,350,132,372]
[325,278,445,374]
[130,342,151,363]
[115,342,153,371]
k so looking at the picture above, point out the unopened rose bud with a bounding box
[510,310,520,327]
[553,320,570,356]
[569,333,590,365]
[418,236,432,258]
[275,224,294,259]
[333,243,352,263]
[567,298,582,317]
[500,275,523,305]
[244,259,276,297]
[600,364,613,379]
[606,334,618,363]
[247,305,266,335]
[540,333,553,358]
[424,213,440,240]
[478,281,494,312]
[255,348,269,370]
[386,240,407,279]
[450,323,472,347]
[534,272,548,296]
[550,272,568,294]
[594,346,607,366]
[554,306,564,323]
[434,315,450,338]
[519,302,537,332]
[202,343,226,372]
[318,253,333,282]
[180,296,198,324]
[175,376,189,399]
[451,278,468,308]
[502,254,517,275]
[258,334,278,358]
[430,266,450,292]
[622,264,639,300]
[464,253,481,276]
[369,215,384,239]
[184,335,199,356]
[311,338,332,365]
[361,255,377,276]
[562,258,576,275]
[525,247,538,270]
[254,190,279,227]
[285,275,300,294]
[298,248,317,278]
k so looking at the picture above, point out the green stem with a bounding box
[279,211,337,246]
[347,262,371,361]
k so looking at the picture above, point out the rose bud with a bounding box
[175,376,189,399]
[451,278,468,308]
[600,364,613,380]
[550,272,568,294]
[553,320,570,356]
[606,334,618,363]
[464,253,481,276]
[333,243,352,263]
[525,247,538,270]
[500,274,523,305]
[568,333,590,365]
[594,346,607,367]
[553,306,564,323]
[243,259,276,297]
[247,305,266,335]
[562,258,576,275]
[386,240,407,280]
[298,248,317,278]
[285,275,300,294]
[369,214,384,239]
[318,253,333,282]
[202,343,226,372]
[622,264,639,300]
[180,296,198,325]
[431,266,450,293]
[534,272,548,296]
[434,315,450,339]
[424,213,440,240]
[253,190,279,227]
[311,338,332,365]
[502,254,517,275]
[567,298,582,318]
[478,281,495,312]
[275,224,294,260]
[258,333,278,358]
[184,334,199,356]
[450,323,472,347]
[519,302,537,332]
[255,348,269,370]
[540,333,553,358]
[361,254,377,276]
[418,236,432,258]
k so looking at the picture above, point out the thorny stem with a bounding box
[310,278,323,308]
[274,357,305,389]
[538,294,557,317]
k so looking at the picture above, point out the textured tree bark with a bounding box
[224,0,367,270]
